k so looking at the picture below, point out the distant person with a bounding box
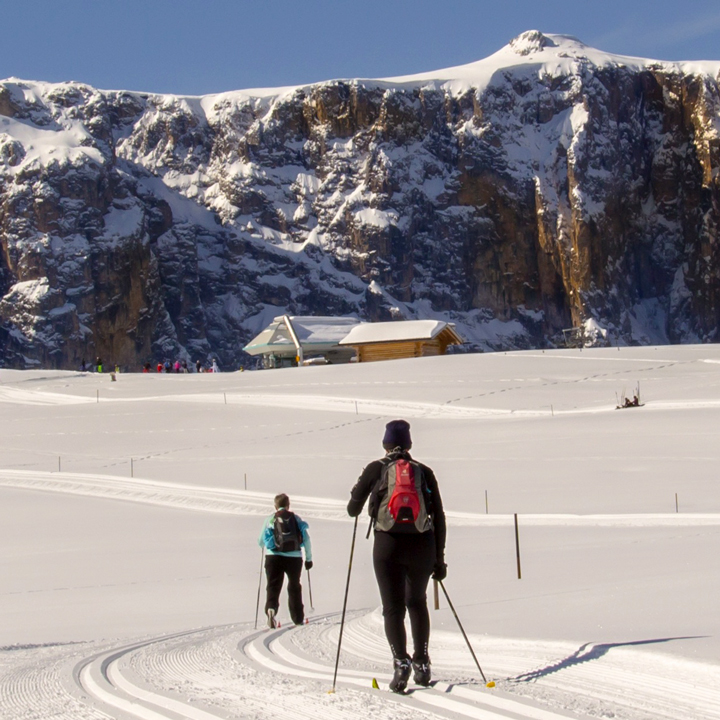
[347,419,446,693]
[96,357,103,373]
[258,493,313,628]
[181,360,188,373]
[143,362,151,373]
[195,360,202,373]
[164,360,171,373]
[157,362,163,373]
[212,358,220,373]
[80,359,87,372]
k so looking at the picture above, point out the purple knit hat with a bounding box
[382,419,412,450]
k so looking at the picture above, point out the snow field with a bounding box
[2,345,720,719]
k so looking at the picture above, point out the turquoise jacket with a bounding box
[258,512,312,561]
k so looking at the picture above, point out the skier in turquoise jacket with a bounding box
[258,493,312,627]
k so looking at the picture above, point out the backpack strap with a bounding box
[366,457,392,538]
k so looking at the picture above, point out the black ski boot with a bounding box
[412,657,431,686]
[389,656,412,693]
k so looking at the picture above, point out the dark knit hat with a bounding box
[382,419,412,450]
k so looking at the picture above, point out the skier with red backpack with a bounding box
[347,419,447,693]
[258,493,313,628]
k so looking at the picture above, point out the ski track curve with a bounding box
[2,469,720,528]
[74,615,574,720]
[334,610,720,720]
[7,380,720,420]
[0,643,111,720]
[21,610,711,720]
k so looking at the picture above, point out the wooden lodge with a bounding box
[244,316,464,367]
[338,320,463,363]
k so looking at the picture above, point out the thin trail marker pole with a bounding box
[485,490,489,514]
[244,473,247,491]
[330,516,358,694]
[675,493,679,513]
[433,579,439,610]
[551,405,554,417]
[131,458,134,478]
[224,393,227,405]
[438,581,492,686]
[58,456,61,473]
[514,513,522,580]
[355,401,358,415]
[254,547,265,630]
[96,389,99,403]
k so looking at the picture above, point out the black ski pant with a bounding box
[264,555,304,625]
[372,531,436,662]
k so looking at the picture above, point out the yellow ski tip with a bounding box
[486,681,496,688]
[372,678,380,689]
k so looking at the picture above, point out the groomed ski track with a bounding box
[3,469,720,527]
[11,610,702,720]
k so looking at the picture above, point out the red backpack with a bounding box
[369,453,432,533]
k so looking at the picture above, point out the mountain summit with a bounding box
[2,32,720,368]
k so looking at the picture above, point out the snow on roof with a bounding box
[339,320,460,345]
[285,316,360,343]
[243,316,360,354]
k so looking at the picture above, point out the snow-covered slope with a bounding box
[2,346,720,719]
[3,31,720,369]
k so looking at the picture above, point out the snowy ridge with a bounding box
[377,31,720,90]
[2,470,719,527]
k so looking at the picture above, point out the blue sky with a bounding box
[2,0,720,95]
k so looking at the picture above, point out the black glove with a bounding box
[305,560,313,571]
[432,561,447,581]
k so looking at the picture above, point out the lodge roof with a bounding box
[243,315,360,355]
[338,320,463,346]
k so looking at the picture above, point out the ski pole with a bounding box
[307,567,314,611]
[438,580,494,687]
[329,515,358,694]
[254,547,265,630]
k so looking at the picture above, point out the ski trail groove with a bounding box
[26,610,716,720]
[0,646,111,720]
[74,617,577,720]
[3,469,720,527]
[237,615,577,720]
[75,621,438,720]
[332,612,720,720]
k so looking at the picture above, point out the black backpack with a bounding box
[273,509,302,552]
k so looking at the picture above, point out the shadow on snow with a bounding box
[508,636,706,683]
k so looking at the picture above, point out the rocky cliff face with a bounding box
[2,31,720,369]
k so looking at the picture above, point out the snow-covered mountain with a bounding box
[3,30,720,369]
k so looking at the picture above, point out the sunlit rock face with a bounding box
[2,31,720,369]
